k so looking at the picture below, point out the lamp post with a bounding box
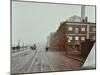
[17,40,20,52]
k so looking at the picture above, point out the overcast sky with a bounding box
[12,1,95,46]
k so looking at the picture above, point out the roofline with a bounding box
[64,21,96,24]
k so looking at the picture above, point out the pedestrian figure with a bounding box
[45,47,48,51]
[33,44,36,50]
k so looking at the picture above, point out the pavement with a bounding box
[11,48,84,74]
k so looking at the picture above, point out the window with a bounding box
[75,36,79,40]
[75,28,79,33]
[69,36,73,40]
[67,36,72,43]
[81,37,85,40]
[68,26,73,31]
[81,27,85,31]
[93,28,96,31]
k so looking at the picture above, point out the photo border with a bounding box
[10,0,96,74]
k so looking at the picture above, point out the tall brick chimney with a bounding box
[81,5,85,22]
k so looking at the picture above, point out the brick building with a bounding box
[52,24,67,51]
[48,30,66,51]
[48,6,96,55]
[49,16,96,53]
[65,20,95,53]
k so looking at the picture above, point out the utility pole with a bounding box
[18,40,20,46]
[23,41,24,50]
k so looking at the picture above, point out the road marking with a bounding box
[43,51,55,71]
[26,50,38,72]
[40,52,43,72]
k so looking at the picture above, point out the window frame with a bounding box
[81,37,85,41]
[75,36,79,40]
[68,26,73,31]
[81,27,85,32]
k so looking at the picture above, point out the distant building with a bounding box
[49,32,56,50]
[46,35,50,47]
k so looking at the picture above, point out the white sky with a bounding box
[12,1,95,46]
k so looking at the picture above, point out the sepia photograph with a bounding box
[11,0,96,74]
